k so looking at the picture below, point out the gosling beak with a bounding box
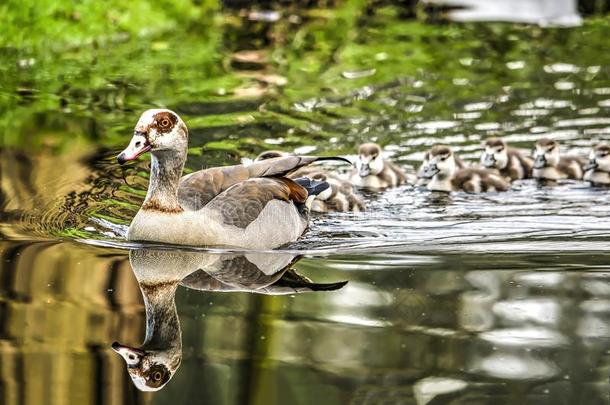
[359,164,371,177]
[584,159,598,172]
[420,164,439,179]
[112,341,145,366]
[482,154,496,168]
[533,155,546,169]
[117,131,151,165]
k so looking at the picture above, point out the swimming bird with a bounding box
[532,138,585,181]
[419,145,510,192]
[481,137,533,181]
[350,143,409,189]
[417,148,467,186]
[117,109,349,249]
[254,151,366,212]
[112,248,347,392]
[584,143,610,185]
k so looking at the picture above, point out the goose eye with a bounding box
[153,371,162,381]
[159,118,171,128]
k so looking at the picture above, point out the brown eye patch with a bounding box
[153,111,177,134]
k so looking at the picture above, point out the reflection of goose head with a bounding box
[113,248,347,392]
[112,249,194,391]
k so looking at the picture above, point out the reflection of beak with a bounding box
[420,164,439,179]
[482,154,496,168]
[359,164,371,177]
[117,131,151,165]
[584,159,598,172]
[112,341,145,366]
[533,155,546,169]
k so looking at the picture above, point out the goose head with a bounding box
[585,144,610,172]
[482,138,509,169]
[117,109,188,164]
[356,143,384,177]
[533,138,560,169]
[112,340,180,392]
[419,145,457,179]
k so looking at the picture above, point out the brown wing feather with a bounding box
[205,177,307,228]
[178,156,346,210]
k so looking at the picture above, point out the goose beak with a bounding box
[112,341,145,366]
[533,155,546,169]
[420,164,439,179]
[359,164,371,177]
[482,153,496,168]
[117,131,151,165]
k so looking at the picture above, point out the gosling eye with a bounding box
[440,156,447,161]
[497,147,504,153]
[135,141,141,147]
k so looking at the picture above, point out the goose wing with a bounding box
[178,156,349,210]
[204,177,307,228]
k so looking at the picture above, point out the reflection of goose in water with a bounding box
[112,248,347,391]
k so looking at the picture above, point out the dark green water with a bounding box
[2,3,610,404]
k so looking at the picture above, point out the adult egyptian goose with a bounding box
[481,137,533,181]
[532,138,585,181]
[117,109,348,249]
[419,145,510,192]
[350,143,410,189]
[584,143,610,185]
[255,151,366,212]
[112,248,346,391]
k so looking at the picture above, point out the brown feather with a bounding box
[205,177,307,228]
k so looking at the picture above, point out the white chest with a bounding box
[350,173,386,189]
[427,177,453,192]
[533,167,566,180]
[584,170,610,185]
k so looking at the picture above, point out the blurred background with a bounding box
[2,0,610,404]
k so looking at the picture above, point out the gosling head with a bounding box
[585,144,610,173]
[419,145,456,179]
[533,138,560,169]
[481,138,509,170]
[117,109,188,165]
[112,341,180,392]
[356,143,384,177]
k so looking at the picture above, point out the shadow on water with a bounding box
[3,0,610,403]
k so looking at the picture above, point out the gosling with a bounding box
[350,143,409,190]
[417,148,467,186]
[481,137,533,181]
[255,151,365,212]
[584,143,610,185]
[532,138,585,180]
[420,145,510,193]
